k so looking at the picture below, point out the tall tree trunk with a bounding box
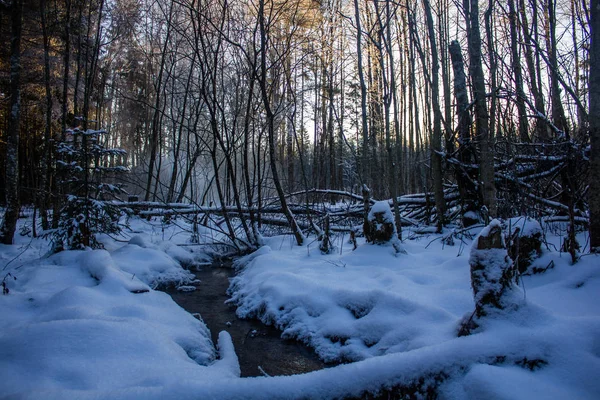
[0,0,23,244]
[547,0,570,138]
[145,0,175,201]
[465,0,496,218]
[258,0,304,246]
[354,0,370,185]
[375,0,403,240]
[40,0,52,230]
[450,40,478,225]
[518,0,547,140]
[167,53,196,203]
[484,0,497,142]
[589,0,600,252]
[508,0,529,142]
[423,0,446,231]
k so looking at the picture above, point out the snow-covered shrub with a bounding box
[505,217,543,274]
[50,127,127,251]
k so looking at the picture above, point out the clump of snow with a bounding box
[229,240,468,363]
[368,201,395,224]
[232,245,272,271]
[128,234,152,248]
[111,242,195,289]
[78,249,150,293]
[212,331,241,378]
[157,241,204,269]
[505,216,543,238]
[177,285,197,292]
[126,234,209,270]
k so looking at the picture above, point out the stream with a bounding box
[166,263,329,377]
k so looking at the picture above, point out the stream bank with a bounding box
[166,263,329,377]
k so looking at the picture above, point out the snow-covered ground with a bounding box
[1,215,599,399]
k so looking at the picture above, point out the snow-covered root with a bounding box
[210,331,240,378]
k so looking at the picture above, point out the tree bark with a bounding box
[258,0,304,246]
[353,0,370,185]
[589,0,600,251]
[508,0,529,142]
[449,40,478,225]
[145,0,175,201]
[0,0,23,244]
[464,0,496,218]
[518,0,547,140]
[423,0,446,231]
[40,0,52,230]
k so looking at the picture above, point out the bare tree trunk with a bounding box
[449,40,479,225]
[423,0,446,231]
[354,0,370,185]
[258,0,304,246]
[145,0,174,201]
[484,0,497,142]
[0,0,23,244]
[40,0,52,230]
[465,0,496,218]
[547,0,570,138]
[167,53,196,203]
[508,0,529,142]
[518,0,547,140]
[374,0,403,240]
[590,0,600,252]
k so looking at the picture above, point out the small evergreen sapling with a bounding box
[50,127,127,251]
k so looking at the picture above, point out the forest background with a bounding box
[0,0,599,256]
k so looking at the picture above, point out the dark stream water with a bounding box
[166,264,328,377]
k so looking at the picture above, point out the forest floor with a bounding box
[0,215,599,399]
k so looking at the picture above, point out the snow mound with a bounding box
[229,242,465,362]
[111,243,195,288]
[78,250,150,293]
[505,216,543,238]
[0,249,215,398]
[368,201,395,223]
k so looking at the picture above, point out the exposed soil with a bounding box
[166,264,329,377]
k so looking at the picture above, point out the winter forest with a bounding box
[0,0,599,398]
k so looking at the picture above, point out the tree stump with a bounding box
[506,217,543,274]
[367,201,396,244]
[469,219,515,318]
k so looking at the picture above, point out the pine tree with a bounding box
[50,127,127,251]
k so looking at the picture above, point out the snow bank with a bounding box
[229,238,470,362]
[111,236,196,288]
[1,216,598,399]
[228,232,600,398]
[0,248,216,398]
